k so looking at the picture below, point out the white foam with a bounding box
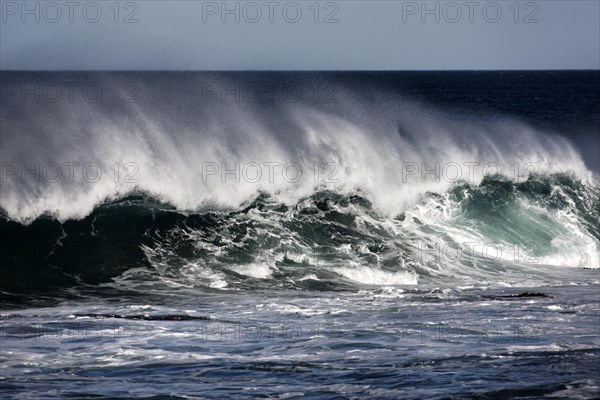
[229,262,274,279]
[0,88,592,223]
[332,264,418,285]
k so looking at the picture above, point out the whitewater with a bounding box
[0,71,598,399]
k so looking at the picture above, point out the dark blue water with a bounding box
[1,71,599,399]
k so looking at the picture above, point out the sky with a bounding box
[0,0,599,70]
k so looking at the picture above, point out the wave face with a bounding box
[1,72,599,294]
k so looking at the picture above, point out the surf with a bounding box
[0,72,598,294]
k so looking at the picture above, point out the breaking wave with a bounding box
[0,72,598,294]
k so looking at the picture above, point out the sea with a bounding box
[0,71,599,399]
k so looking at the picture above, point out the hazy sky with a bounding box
[1,0,598,70]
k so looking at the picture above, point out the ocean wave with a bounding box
[1,73,598,294]
[1,173,597,294]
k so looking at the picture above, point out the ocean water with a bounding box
[1,71,599,399]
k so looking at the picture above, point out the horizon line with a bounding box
[1,68,599,72]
